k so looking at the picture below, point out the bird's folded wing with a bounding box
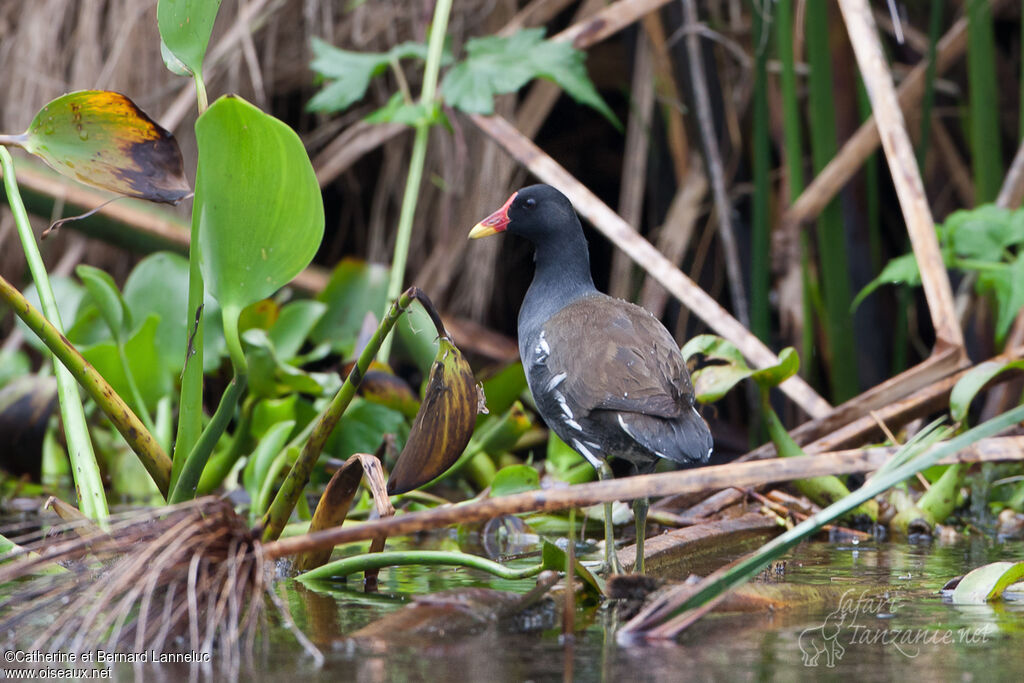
[541,297,692,419]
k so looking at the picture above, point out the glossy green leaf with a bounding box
[480,362,527,416]
[19,91,189,203]
[268,300,327,361]
[157,0,222,77]
[243,419,296,511]
[750,347,800,389]
[308,38,433,113]
[311,259,389,353]
[546,432,586,474]
[251,394,302,439]
[325,398,408,462]
[195,96,324,316]
[76,264,129,341]
[395,301,441,375]
[238,299,280,334]
[122,251,224,374]
[243,328,336,398]
[490,464,540,497]
[681,334,747,366]
[951,561,1024,604]
[81,315,170,411]
[950,359,1024,423]
[440,28,618,127]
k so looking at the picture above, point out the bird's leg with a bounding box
[597,462,623,575]
[632,496,650,574]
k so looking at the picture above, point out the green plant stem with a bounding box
[761,387,876,520]
[378,0,453,361]
[625,404,1024,637]
[195,74,209,114]
[172,212,206,491]
[298,550,544,582]
[116,344,158,437]
[1,147,108,521]
[168,373,247,503]
[169,306,249,503]
[196,396,254,494]
[263,287,440,542]
[806,1,857,402]
[0,273,172,494]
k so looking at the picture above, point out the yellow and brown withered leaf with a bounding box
[387,338,482,495]
[20,90,190,203]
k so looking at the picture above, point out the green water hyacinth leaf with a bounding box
[81,316,170,411]
[157,0,222,78]
[194,95,324,317]
[122,252,224,374]
[490,464,540,497]
[951,561,1024,604]
[14,91,189,203]
[76,264,130,341]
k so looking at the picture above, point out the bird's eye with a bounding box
[524,198,536,209]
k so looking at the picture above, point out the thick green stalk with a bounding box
[172,207,206,490]
[0,272,172,495]
[298,550,544,582]
[168,374,247,503]
[196,396,254,494]
[169,305,248,503]
[966,0,1003,203]
[806,1,858,402]
[171,70,213,489]
[1,148,108,521]
[750,0,770,344]
[379,0,453,361]
[263,288,434,541]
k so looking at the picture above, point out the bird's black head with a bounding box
[468,184,580,246]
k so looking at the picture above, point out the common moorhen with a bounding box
[469,184,714,573]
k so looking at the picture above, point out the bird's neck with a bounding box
[519,228,597,337]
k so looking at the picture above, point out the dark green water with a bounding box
[217,537,1023,682]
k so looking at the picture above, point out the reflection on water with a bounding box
[183,539,1024,681]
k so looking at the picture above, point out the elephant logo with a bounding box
[799,609,846,667]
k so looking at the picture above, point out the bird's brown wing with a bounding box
[540,295,692,419]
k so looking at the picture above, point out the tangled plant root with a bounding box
[0,498,318,665]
